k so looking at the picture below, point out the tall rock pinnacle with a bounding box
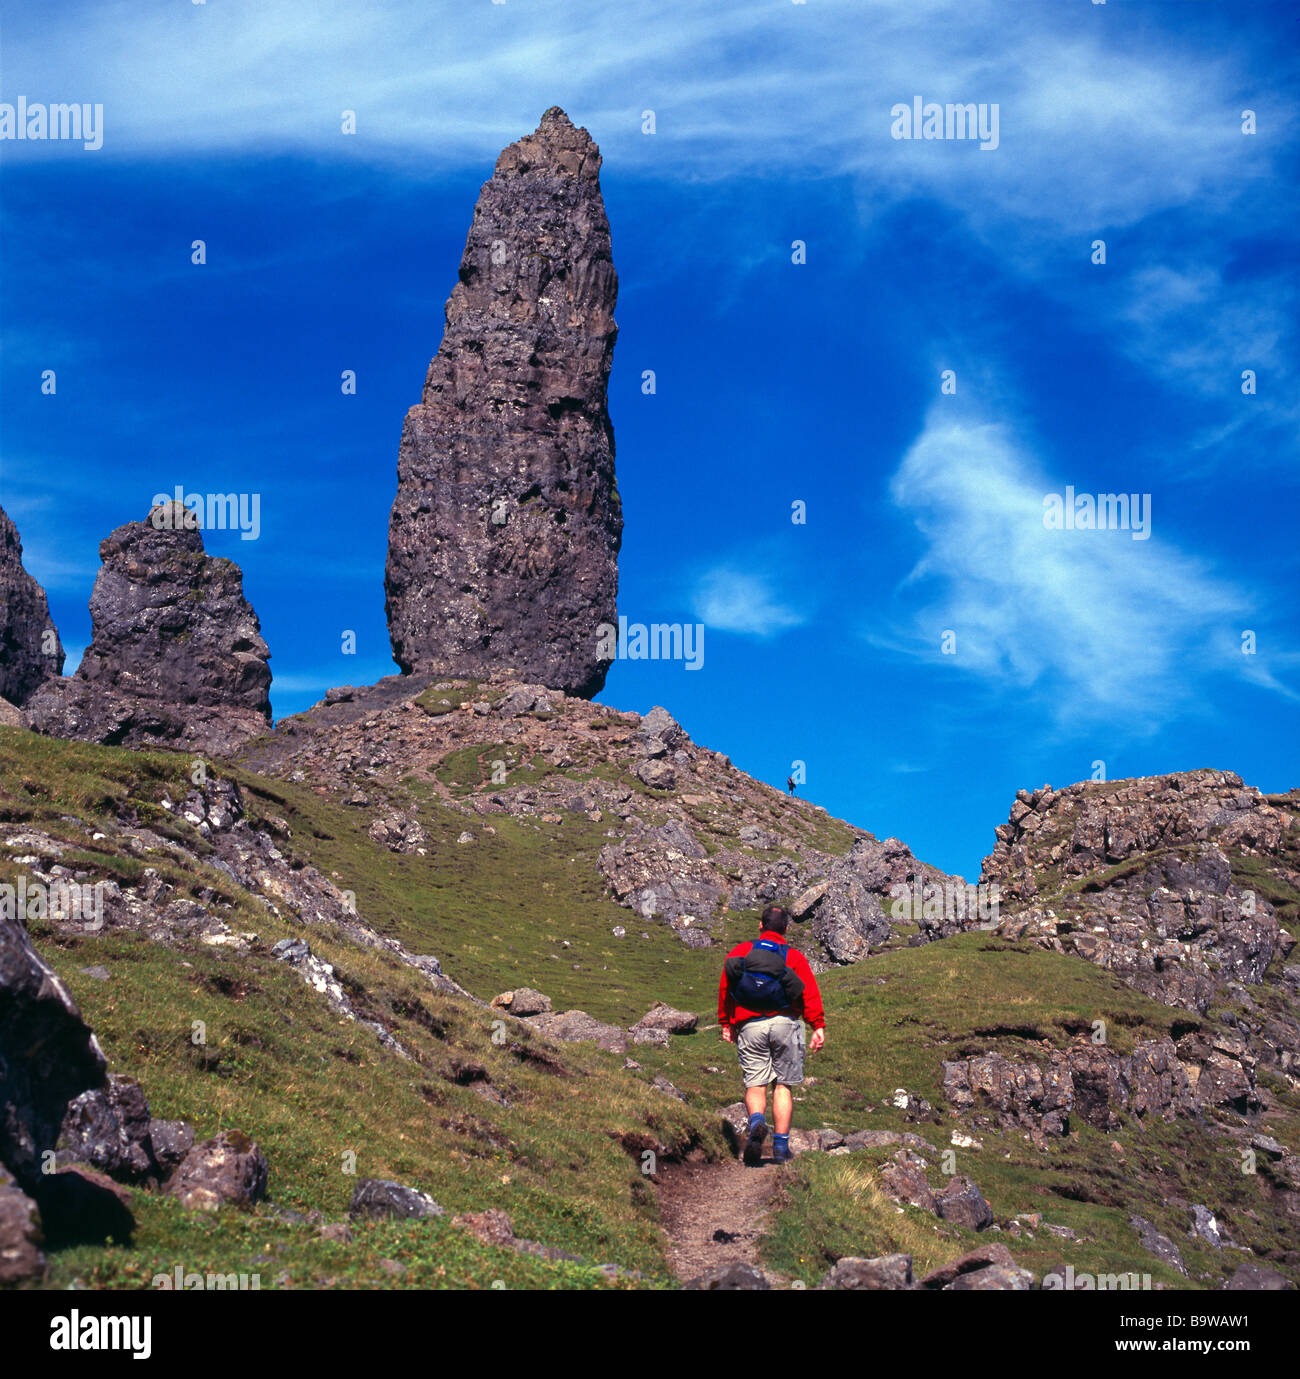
[0,505,65,707]
[26,502,272,755]
[384,107,622,698]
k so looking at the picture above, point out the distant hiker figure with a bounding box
[786,776,796,795]
[719,905,825,1165]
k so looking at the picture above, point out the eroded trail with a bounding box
[656,1152,788,1284]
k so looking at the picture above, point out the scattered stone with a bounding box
[33,1166,134,1247]
[879,1150,937,1213]
[56,1073,155,1180]
[1224,1261,1291,1290]
[935,1175,994,1231]
[148,1120,195,1172]
[454,1208,516,1248]
[918,1242,1033,1290]
[639,707,687,749]
[529,1009,627,1054]
[169,1130,269,1212]
[684,1262,771,1290]
[1189,1205,1223,1248]
[635,759,677,791]
[491,987,553,1016]
[651,1074,686,1101]
[348,1178,444,1222]
[631,1001,698,1035]
[818,1254,914,1290]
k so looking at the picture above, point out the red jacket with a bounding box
[718,930,825,1030]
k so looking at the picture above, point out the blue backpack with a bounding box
[727,938,803,1012]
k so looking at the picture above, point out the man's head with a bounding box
[760,905,790,935]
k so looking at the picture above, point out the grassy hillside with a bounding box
[2,727,1296,1290]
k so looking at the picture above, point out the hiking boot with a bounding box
[772,1132,793,1163]
[741,1116,768,1166]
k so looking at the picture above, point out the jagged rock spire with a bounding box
[0,504,64,707]
[384,107,622,698]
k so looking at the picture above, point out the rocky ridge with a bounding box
[236,673,973,968]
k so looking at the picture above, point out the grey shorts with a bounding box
[736,1014,805,1088]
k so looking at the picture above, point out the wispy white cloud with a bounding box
[7,0,1293,434]
[6,0,1288,233]
[692,567,804,639]
[877,407,1287,721]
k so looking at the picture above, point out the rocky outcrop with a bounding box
[0,505,64,707]
[384,107,621,699]
[236,676,968,969]
[26,502,271,755]
[979,770,1300,1123]
[995,845,1286,1017]
[939,1034,1259,1139]
[982,770,1295,903]
[0,906,107,1191]
[7,772,468,1042]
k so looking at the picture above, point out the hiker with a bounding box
[718,905,825,1165]
[786,775,796,795]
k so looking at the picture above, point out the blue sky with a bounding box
[2,0,1297,879]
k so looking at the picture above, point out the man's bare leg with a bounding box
[741,1084,770,1164]
[772,1084,792,1135]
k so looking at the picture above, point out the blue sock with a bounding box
[773,1133,790,1153]
[748,1112,766,1131]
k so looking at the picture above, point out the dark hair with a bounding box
[760,905,790,935]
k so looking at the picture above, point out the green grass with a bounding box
[24,914,720,1288]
